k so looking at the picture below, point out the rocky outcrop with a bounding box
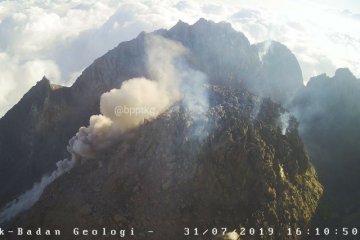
[160,19,258,87]
[252,41,304,105]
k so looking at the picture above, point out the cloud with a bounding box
[0,0,118,116]
[227,2,360,82]
[0,1,117,53]
[0,0,359,116]
[0,53,61,115]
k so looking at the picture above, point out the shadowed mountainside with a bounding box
[291,68,360,228]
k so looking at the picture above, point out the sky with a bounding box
[0,0,359,117]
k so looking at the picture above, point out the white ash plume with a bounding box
[70,35,190,158]
[258,40,272,63]
[250,96,262,120]
[278,111,291,135]
[0,158,75,224]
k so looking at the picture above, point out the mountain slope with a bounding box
[12,85,322,240]
[0,77,76,207]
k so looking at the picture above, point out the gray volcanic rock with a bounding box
[159,19,258,87]
[252,41,304,105]
[11,85,322,240]
[160,20,304,106]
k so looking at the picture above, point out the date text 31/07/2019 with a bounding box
[183,227,359,237]
[184,227,274,237]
